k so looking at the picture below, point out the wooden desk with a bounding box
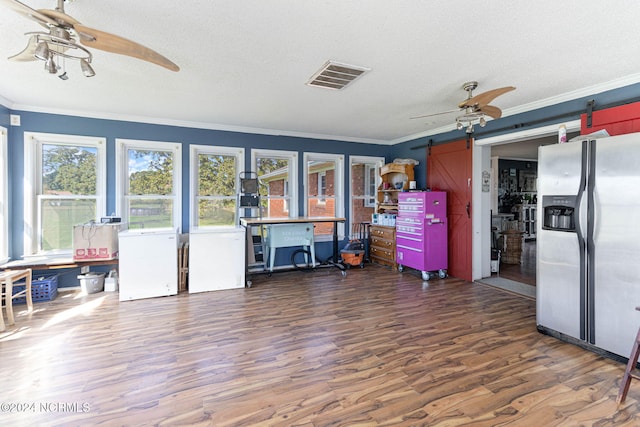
[1,257,118,271]
[240,217,346,286]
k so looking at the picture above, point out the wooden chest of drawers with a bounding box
[369,224,396,269]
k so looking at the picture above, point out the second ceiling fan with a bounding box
[412,81,515,133]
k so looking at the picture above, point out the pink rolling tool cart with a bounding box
[395,191,448,281]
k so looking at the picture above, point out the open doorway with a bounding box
[472,120,582,296]
[491,141,545,286]
[489,132,579,287]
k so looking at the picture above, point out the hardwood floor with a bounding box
[1,265,638,426]
[495,240,536,286]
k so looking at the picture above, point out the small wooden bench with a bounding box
[0,269,33,331]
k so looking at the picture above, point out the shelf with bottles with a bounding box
[376,162,414,213]
[517,204,537,239]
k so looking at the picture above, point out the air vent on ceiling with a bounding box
[306,61,370,90]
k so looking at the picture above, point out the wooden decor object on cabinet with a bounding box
[377,163,415,214]
[369,224,397,269]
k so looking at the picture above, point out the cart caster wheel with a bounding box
[398,265,404,272]
[246,280,252,288]
[421,271,430,281]
[359,264,364,269]
[267,272,272,278]
[438,269,447,279]
[341,270,347,277]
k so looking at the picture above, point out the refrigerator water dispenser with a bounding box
[542,195,577,231]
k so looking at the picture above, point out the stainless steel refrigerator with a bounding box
[537,133,640,359]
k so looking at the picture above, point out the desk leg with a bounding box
[333,221,339,264]
[0,295,4,331]
[244,225,252,288]
[330,221,346,274]
[6,278,14,325]
[25,270,33,313]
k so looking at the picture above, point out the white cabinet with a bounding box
[189,228,245,293]
[118,229,178,301]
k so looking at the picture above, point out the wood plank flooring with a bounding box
[1,265,638,426]
[495,240,536,286]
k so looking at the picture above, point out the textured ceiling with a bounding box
[1,0,640,145]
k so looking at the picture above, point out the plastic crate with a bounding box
[12,274,58,304]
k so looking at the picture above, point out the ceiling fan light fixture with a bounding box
[466,123,474,134]
[5,0,179,78]
[45,55,57,74]
[479,116,486,127]
[456,120,463,130]
[34,41,49,61]
[80,59,95,77]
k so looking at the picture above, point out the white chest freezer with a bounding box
[118,229,178,301]
[189,227,245,293]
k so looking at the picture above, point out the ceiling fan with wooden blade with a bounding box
[2,0,179,79]
[412,81,515,133]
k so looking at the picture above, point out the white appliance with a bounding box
[118,229,178,301]
[537,133,640,359]
[189,227,245,293]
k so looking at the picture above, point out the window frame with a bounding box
[251,149,298,218]
[349,155,384,230]
[0,127,7,263]
[317,171,327,204]
[23,132,107,257]
[303,152,345,241]
[363,164,378,208]
[283,180,289,213]
[115,138,182,231]
[189,144,244,230]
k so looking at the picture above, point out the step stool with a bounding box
[617,306,640,404]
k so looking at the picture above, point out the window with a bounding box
[317,171,327,203]
[0,127,7,263]
[304,152,344,239]
[252,149,297,218]
[190,145,243,228]
[283,180,289,212]
[116,139,182,230]
[364,165,377,208]
[349,156,383,232]
[23,132,106,256]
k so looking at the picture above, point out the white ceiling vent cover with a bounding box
[306,61,370,90]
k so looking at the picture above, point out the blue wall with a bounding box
[3,109,395,264]
[0,104,9,128]
[4,80,640,279]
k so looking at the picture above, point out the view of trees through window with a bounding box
[127,149,174,229]
[40,144,97,251]
[196,153,237,226]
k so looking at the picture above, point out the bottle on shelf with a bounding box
[376,162,415,214]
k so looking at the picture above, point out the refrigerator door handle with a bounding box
[578,139,590,342]
[575,140,589,244]
[586,139,598,344]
